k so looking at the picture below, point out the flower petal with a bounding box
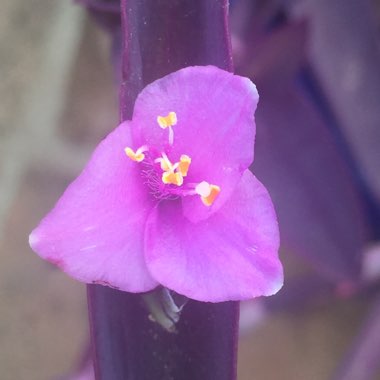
[145,170,283,302]
[131,65,258,222]
[29,122,158,292]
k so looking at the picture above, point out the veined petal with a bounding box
[145,170,283,302]
[131,65,258,222]
[29,122,158,292]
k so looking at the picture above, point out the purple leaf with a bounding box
[231,8,370,282]
[292,0,380,209]
[76,0,119,12]
[238,20,308,85]
[76,0,121,33]
[333,295,380,380]
[252,81,369,281]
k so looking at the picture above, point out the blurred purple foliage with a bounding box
[230,0,380,378]
[76,0,120,32]
[333,295,380,380]
[71,0,380,379]
[232,0,373,284]
[301,0,380,209]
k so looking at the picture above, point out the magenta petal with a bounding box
[145,170,283,302]
[131,65,258,222]
[29,122,158,292]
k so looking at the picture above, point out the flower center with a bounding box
[125,112,220,206]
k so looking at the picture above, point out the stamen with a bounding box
[157,112,177,146]
[125,146,148,162]
[178,155,191,177]
[195,181,221,206]
[162,171,183,186]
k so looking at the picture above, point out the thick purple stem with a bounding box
[87,1,238,379]
[88,288,239,380]
[119,0,232,119]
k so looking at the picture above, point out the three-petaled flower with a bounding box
[29,66,283,302]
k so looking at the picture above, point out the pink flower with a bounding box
[29,66,283,302]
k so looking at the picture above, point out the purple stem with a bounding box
[119,0,232,119]
[88,288,239,380]
[87,1,239,379]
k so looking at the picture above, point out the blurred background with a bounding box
[1,1,380,379]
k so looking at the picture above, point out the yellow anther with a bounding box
[195,181,221,206]
[178,155,191,177]
[162,171,183,186]
[125,146,147,162]
[157,112,177,129]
